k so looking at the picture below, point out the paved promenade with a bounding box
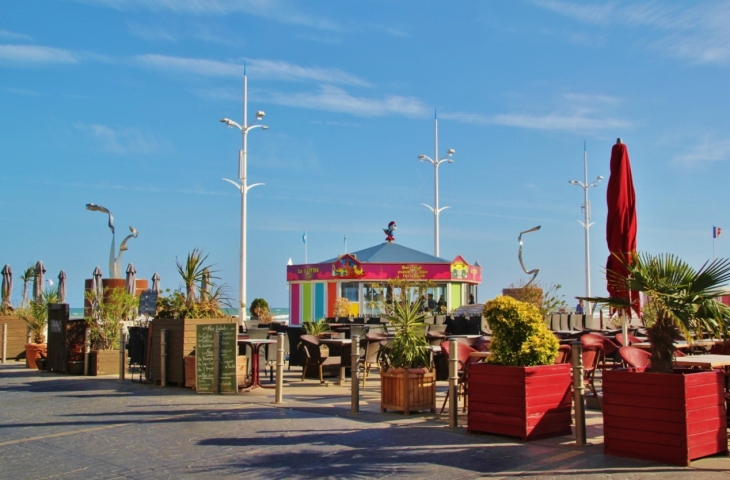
[1,362,730,479]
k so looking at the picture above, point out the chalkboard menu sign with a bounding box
[195,323,237,393]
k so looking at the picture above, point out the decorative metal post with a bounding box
[571,341,586,445]
[448,338,458,428]
[119,325,126,381]
[84,327,91,376]
[351,335,361,414]
[274,333,284,404]
[1,323,6,364]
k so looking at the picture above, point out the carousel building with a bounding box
[286,240,482,326]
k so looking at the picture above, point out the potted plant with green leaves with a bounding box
[378,280,436,415]
[303,317,330,337]
[85,286,138,375]
[17,287,59,369]
[467,295,571,441]
[586,253,730,466]
[151,248,236,386]
[249,298,269,320]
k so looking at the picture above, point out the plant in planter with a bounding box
[85,286,138,375]
[303,317,330,336]
[586,253,730,465]
[150,249,236,386]
[17,287,59,369]
[249,298,269,319]
[467,295,571,441]
[378,281,435,415]
[333,297,351,320]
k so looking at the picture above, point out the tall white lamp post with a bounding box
[221,72,268,322]
[418,114,455,258]
[569,143,603,314]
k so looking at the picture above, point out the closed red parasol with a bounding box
[605,139,640,316]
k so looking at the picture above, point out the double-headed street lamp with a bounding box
[419,114,455,258]
[221,72,268,322]
[569,144,603,313]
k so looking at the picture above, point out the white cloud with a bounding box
[534,1,730,66]
[441,93,630,132]
[0,30,33,41]
[127,23,178,42]
[75,123,167,155]
[135,54,371,86]
[0,45,79,66]
[265,85,429,118]
[674,138,730,165]
[76,0,344,32]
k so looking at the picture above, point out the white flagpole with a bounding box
[304,230,308,264]
[344,233,347,254]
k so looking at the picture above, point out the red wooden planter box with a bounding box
[467,362,572,441]
[603,368,728,466]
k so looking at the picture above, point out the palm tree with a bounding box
[175,249,215,306]
[19,264,35,309]
[587,252,730,373]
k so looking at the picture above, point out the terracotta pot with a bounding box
[24,343,47,369]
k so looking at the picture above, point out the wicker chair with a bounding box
[300,334,342,383]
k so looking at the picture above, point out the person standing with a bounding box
[575,300,584,314]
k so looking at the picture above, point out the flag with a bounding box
[302,231,307,244]
[714,226,722,239]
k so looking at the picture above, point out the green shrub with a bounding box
[249,298,269,317]
[484,295,558,366]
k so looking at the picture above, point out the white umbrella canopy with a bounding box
[1,265,12,309]
[151,272,161,293]
[126,264,136,296]
[93,266,104,298]
[58,270,67,303]
[33,261,46,302]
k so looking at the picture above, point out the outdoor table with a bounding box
[633,340,718,351]
[447,335,481,347]
[673,354,730,369]
[319,338,352,385]
[237,338,276,390]
[469,351,492,362]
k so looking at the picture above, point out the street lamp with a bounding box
[418,113,455,258]
[569,143,603,314]
[220,72,269,322]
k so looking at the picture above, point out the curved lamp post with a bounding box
[569,144,603,314]
[418,113,455,258]
[221,71,268,322]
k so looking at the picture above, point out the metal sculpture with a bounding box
[86,204,138,278]
[518,226,541,287]
[383,221,397,243]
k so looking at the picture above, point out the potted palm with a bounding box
[467,295,571,441]
[379,281,436,415]
[17,287,59,369]
[85,286,138,375]
[587,253,730,466]
[150,249,236,386]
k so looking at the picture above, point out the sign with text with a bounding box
[195,323,237,394]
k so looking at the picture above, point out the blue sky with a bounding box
[2,1,730,309]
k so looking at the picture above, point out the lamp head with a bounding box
[448,159,454,163]
[447,148,455,156]
[569,180,578,185]
[220,118,235,127]
[597,175,604,181]
[418,155,426,161]
[256,111,265,120]
[262,125,269,130]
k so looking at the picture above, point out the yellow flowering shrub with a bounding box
[483,295,559,366]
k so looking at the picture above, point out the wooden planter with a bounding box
[24,343,47,369]
[0,315,29,361]
[467,363,572,441]
[380,367,436,415]
[147,317,237,386]
[603,368,728,466]
[89,350,122,376]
